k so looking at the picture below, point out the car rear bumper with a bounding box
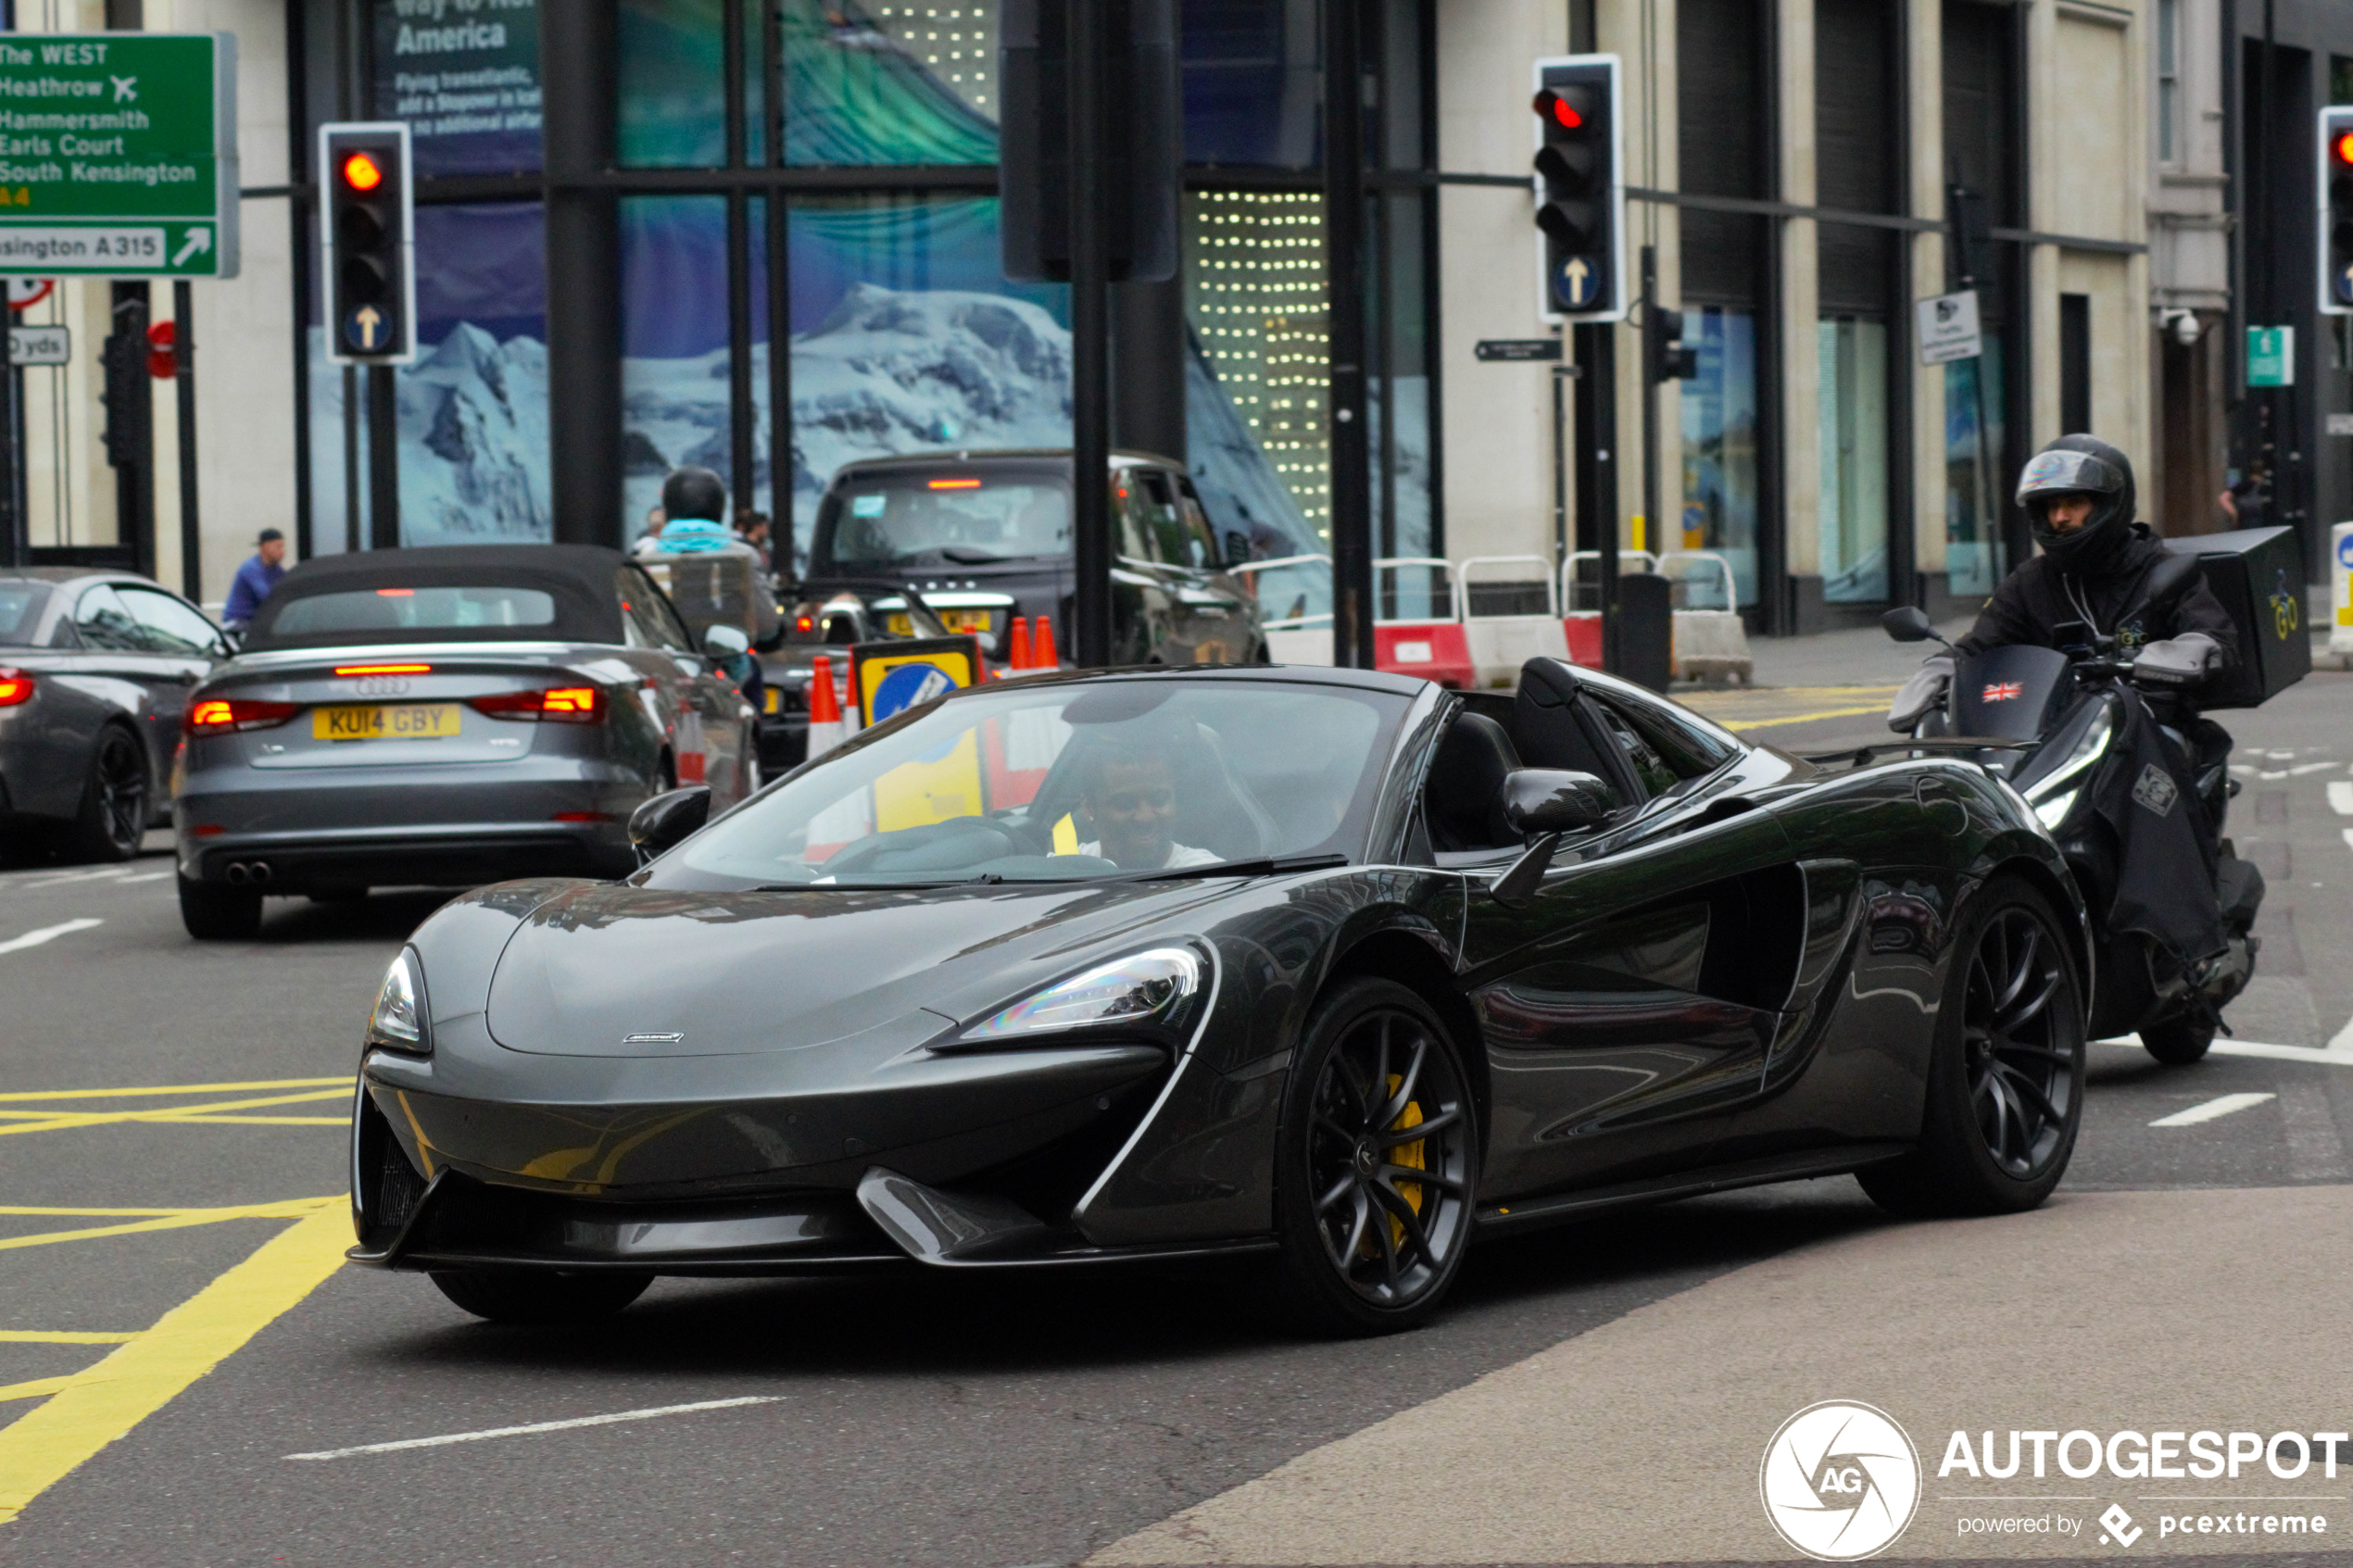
[176,756,637,884]
[179,827,624,888]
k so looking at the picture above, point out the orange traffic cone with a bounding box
[806,655,844,759]
[1009,615,1032,671]
[1034,613,1058,670]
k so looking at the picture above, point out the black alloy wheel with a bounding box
[1272,977,1477,1335]
[1861,876,2085,1216]
[70,727,148,862]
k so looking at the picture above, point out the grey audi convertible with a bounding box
[352,659,2090,1334]
[174,546,758,939]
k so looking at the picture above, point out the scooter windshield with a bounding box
[1949,645,2074,739]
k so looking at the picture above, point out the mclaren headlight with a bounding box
[365,947,431,1055]
[961,947,1204,1045]
[2020,702,2115,805]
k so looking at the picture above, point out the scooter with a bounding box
[1881,558,2262,1065]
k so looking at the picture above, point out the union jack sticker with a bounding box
[1980,681,2023,702]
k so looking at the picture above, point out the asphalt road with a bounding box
[0,663,2347,1568]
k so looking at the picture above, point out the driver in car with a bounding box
[1070,733,1222,871]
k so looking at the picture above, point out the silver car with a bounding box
[0,568,228,862]
[172,544,757,939]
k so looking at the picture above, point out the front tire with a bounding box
[69,727,147,862]
[2141,1015,2215,1065]
[1270,978,1478,1336]
[430,1269,650,1324]
[1860,876,2085,1217]
[178,873,262,941]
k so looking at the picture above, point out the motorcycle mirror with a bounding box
[629,785,711,861]
[1880,606,1946,645]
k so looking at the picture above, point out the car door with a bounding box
[1449,688,1807,1198]
[113,583,227,781]
[1109,470,1175,663]
[1144,469,1251,662]
[66,583,185,797]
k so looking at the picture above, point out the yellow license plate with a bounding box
[312,703,462,741]
[888,609,994,637]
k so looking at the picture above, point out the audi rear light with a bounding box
[470,685,607,724]
[185,697,299,734]
[0,668,31,707]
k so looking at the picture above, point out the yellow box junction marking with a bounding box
[0,1333,137,1346]
[0,1379,71,1406]
[0,1088,351,1137]
[0,1076,349,1103]
[0,1199,348,1526]
[0,1199,340,1255]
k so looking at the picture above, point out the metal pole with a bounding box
[1068,0,1112,668]
[174,281,200,598]
[0,310,16,568]
[1550,361,1569,566]
[367,363,398,549]
[1324,0,1373,669]
[1572,319,1617,659]
[342,365,360,553]
[1629,246,1661,673]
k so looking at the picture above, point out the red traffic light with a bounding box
[341,151,384,192]
[1533,88,1584,130]
[2334,130,2353,166]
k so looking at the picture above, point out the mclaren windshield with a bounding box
[651,677,1408,888]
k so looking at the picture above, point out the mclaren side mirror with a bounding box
[630,785,711,861]
[1880,606,1944,645]
[1499,768,1617,836]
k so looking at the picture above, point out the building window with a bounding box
[786,194,1071,542]
[1944,340,2007,596]
[1181,0,1323,168]
[785,0,1000,166]
[1680,307,1761,605]
[1818,315,1891,603]
[1183,190,1329,549]
[2158,0,2179,163]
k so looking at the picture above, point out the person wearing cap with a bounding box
[1890,434,2236,729]
[222,528,289,631]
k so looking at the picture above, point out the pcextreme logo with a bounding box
[1760,1400,1924,1561]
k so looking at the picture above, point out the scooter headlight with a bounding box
[2032,788,2080,831]
[2020,702,2115,804]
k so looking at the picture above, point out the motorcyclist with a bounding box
[1890,434,2238,731]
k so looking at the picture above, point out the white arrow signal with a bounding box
[1561,256,1595,307]
[354,305,383,350]
[170,229,211,268]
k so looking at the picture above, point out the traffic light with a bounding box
[1000,0,1178,284]
[1530,54,1624,322]
[1647,305,1695,383]
[2321,107,2353,316]
[319,122,415,364]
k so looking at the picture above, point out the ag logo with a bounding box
[1759,1400,1921,1561]
[2131,762,2179,818]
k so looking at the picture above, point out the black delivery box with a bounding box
[2159,525,2309,709]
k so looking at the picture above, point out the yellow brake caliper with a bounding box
[1371,1072,1427,1257]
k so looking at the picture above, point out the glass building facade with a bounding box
[293,0,1438,582]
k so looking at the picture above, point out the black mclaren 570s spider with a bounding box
[351,658,2091,1334]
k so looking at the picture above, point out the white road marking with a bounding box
[110,872,169,884]
[2343,828,2353,854]
[0,919,103,957]
[2149,1092,2276,1128]
[2333,781,2353,816]
[4,866,135,889]
[2291,761,2340,775]
[283,1396,784,1461]
[2103,1034,2353,1066]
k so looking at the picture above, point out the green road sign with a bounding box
[2247,325,2296,387]
[0,32,237,278]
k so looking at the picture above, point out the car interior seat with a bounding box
[1423,711,1522,852]
[1509,658,1621,784]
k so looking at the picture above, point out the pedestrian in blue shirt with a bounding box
[222,528,287,630]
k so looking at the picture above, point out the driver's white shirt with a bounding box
[1074,839,1221,869]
